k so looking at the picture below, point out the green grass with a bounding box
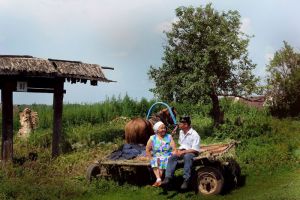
[74,169,300,200]
[0,100,299,200]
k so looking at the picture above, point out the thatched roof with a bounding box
[0,55,113,83]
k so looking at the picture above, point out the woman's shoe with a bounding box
[152,181,162,187]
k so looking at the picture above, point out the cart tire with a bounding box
[86,163,101,182]
[197,166,224,195]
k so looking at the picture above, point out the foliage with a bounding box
[266,41,300,117]
[236,119,300,174]
[0,100,299,200]
[61,95,153,127]
[172,99,272,140]
[148,4,260,125]
[27,128,53,148]
[212,100,272,139]
[2,95,153,136]
[63,120,127,150]
[0,144,117,200]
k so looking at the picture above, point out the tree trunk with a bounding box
[210,92,223,127]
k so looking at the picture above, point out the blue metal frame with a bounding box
[146,102,177,124]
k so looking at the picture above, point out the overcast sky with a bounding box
[0,0,300,104]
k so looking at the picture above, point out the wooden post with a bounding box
[52,79,64,158]
[1,81,14,161]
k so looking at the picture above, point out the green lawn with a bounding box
[79,168,300,200]
[1,103,299,200]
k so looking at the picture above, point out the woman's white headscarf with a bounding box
[153,121,164,133]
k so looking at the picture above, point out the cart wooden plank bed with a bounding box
[86,141,241,195]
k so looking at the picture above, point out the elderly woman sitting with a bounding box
[146,121,177,187]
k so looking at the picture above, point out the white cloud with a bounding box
[240,17,251,34]
[154,17,177,34]
[155,20,172,34]
[0,0,148,55]
[265,52,274,63]
[264,46,275,63]
[1,0,299,104]
[0,0,9,6]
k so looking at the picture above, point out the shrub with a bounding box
[27,129,52,148]
[212,100,272,140]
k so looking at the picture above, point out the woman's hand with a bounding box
[146,156,152,161]
[172,149,178,156]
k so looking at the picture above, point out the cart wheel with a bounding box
[86,163,101,182]
[197,166,224,195]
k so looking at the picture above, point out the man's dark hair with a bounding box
[179,115,191,125]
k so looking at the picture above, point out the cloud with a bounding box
[264,46,275,63]
[155,20,172,34]
[240,17,251,34]
[154,17,178,34]
[0,0,9,6]
[265,52,274,63]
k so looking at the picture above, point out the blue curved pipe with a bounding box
[146,102,177,124]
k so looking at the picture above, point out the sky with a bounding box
[0,0,300,104]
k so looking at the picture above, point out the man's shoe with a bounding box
[161,177,170,186]
[180,180,189,190]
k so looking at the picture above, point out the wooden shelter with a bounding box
[0,55,114,161]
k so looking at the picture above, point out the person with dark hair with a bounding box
[161,116,200,190]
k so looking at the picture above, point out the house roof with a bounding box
[0,55,114,83]
[225,95,266,109]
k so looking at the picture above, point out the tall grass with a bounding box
[0,97,299,200]
[0,95,155,133]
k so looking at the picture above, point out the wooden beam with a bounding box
[14,88,66,94]
[52,79,64,158]
[1,81,15,161]
[101,66,114,70]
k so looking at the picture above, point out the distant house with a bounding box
[225,95,267,109]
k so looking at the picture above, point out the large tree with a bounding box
[266,41,300,117]
[148,4,259,126]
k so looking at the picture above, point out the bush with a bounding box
[27,129,52,148]
[63,119,127,150]
[234,118,300,174]
[212,100,272,140]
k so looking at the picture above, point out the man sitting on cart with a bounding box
[161,116,200,190]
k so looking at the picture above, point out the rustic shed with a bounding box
[0,55,114,160]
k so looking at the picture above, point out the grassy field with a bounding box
[78,169,300,200]
[0,98,299,200]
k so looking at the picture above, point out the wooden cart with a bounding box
[86,141,241,195]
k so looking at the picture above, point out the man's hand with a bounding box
[176,150,185,156]
[172,149,185,156]
[174,149,198,156]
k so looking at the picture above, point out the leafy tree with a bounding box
[148,4,259,126]
[266,41,300,117]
